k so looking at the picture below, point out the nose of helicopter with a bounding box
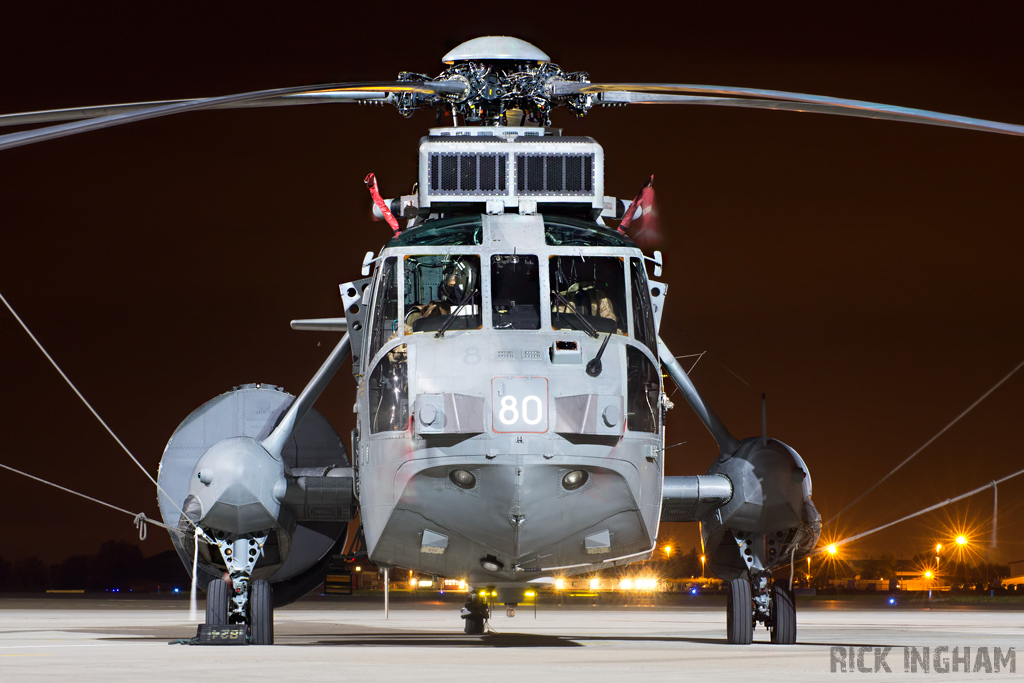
[387,457,650,577]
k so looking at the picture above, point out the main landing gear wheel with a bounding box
[461,592,489,635]
[205,578,228,626]
[464,614,485,635]
[248,579,274,645]
[726,577,753,644]
[770,583,796,644]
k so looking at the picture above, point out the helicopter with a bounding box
[1,35,1021,646]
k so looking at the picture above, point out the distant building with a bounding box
[1000,559,1024,587]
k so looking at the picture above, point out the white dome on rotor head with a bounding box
[442,36,550,64]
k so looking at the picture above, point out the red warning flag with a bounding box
[364,173,401,235]
[618,175,661,246]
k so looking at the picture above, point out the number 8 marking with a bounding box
[498,396,519,425]
[521,395,543,425]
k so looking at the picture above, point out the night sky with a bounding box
[1,3,1021,566]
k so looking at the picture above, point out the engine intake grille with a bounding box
[418,128,605,212]
[429,152,508,195]
[516,153,593,195]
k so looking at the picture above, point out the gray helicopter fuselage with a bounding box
[353,212,665,586]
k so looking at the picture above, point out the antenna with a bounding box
[761,393,767,448]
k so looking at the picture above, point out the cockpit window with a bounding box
[626,346,659,433]
[368,257,399,362]
[545,218,637,247]
[404,255,482,334]
[630,257,657,355]
[549,256,627,335]
[388,216,482,247]
[491,254,540,330]
[369,343,408,433]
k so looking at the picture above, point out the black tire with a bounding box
[464,615,485,635]
[205,578,228,626]
[249,579,274,645]
[726,578,753,644]
[770,583,796,644]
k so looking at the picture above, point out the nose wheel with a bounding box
[248,579,274,645]
[726,574,797,644]
[769,583,796,644]
[726,578,753,644]
[205,578,229,625]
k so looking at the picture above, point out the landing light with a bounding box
[480,556,504,572]
[562,470,589,490]
[450,469,476,489]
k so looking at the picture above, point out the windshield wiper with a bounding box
[550,289,599,339]
[434,290,476,338]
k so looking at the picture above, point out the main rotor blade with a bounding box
[0,92,392,129]
[555,82,1024,137]
[0,80,466,151]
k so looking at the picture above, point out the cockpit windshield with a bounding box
[404,254,482,334]
[491,254,540,330]
[549,255,627,335]
[368,256,399,363]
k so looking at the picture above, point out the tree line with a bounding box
[0,541,184,592]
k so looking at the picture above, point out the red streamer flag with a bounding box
[364,173,400,235]
[618,175,661,246]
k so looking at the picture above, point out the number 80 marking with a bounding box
[497,395,544,426]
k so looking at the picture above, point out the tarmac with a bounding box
[1,596,1021,682]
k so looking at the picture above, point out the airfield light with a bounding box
[936,543,943,553]
[418,579,433,587]
[827,544,838,556]
[355,566,361,572]
[459,580,467,590]
[701,555,706,578]
[924,571,933,579]
[956,535,968,546]
[620,578,634,590]
[888,597,896,605]
[409,578,418,587]
[555,579,565,590]
[664,545,673,557]
[690,587,699,595]
[589,578,600,590]
[525,591,535,598]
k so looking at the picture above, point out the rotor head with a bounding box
[442,36,550,65]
